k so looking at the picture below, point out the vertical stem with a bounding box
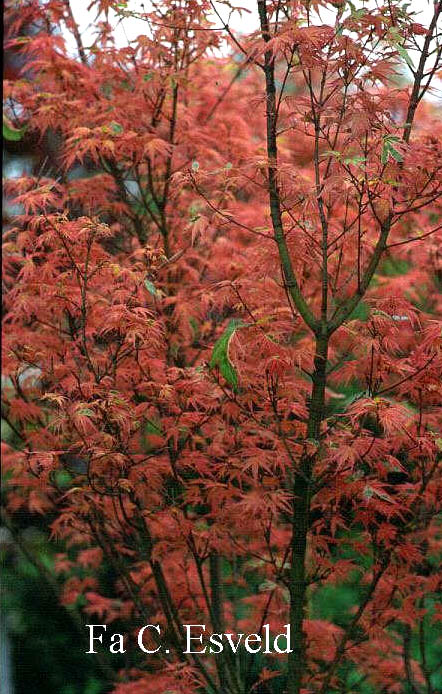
[63,0,87,65]
[403,2,442,144]
[255,4,328,689]
[209,552,224,632]
[257,0,318,335]
[288,335,328,694]
[209,552,229,690]
[160,81,179,258]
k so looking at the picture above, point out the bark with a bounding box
[256,3,328,691]
[287,335,328,694]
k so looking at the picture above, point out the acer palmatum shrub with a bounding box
[2,1,442,693]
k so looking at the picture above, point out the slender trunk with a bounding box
[256,4,329,686]
[209,552,229,691]
[288,335,328,694]
[257,0,318,334]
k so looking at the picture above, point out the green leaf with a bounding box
[3,117,26,142]
[189,317,199,339]
[348,2,366,19]
[191,161,200,172]
[388,27,415,70]
[209,320,249,391]
[77,407,94,417]
[343,155,366,168]
[379,257,410,277]
[322,150,341,160]
[1,418,14,442]
[348,300,370,322]
[144,418,163,435]
[144,278,158,296]
[388,144,403,162]
[109,121,123,134]
[54,470,73,488]
[397,43,414,70]
[381,135,403,164]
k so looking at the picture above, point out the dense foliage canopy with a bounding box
[2,1,442,693]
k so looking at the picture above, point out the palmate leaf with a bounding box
[381,135,403,165]
[209,319,249,391]
[387,143,403,163]
[397,43,414,70]
[387,26,415,71]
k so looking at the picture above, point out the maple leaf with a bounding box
[209,319,249,390]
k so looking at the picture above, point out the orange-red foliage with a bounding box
[3,1,441,693]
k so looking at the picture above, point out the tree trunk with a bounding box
[288,335,328,693]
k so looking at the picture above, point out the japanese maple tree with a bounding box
[2,1,442,693]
